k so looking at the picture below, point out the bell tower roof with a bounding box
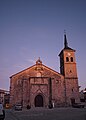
[64,31,68,49]
[64,31,73,50]
[59,32,75,56]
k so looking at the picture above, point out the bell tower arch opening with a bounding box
[34,94,44,107]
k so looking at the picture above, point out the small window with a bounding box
[17,80,20,85]
[72,88,74,92]
[71,57,73,62]
[37,72,42,77]
[66,57,69,62]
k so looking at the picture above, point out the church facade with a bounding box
[10,34,80,108]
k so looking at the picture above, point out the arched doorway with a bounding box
[35,94,43,107]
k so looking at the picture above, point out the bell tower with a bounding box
[59,33,77,78]
[59,32,80,105]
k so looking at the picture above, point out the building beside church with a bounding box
[10,33,80,108]
[0,89,10,106]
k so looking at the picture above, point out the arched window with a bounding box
[71,57,73,62]
[66,57,69,62]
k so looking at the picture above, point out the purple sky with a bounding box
[0,0,86,91]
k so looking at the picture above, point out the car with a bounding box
[15,104,22,110]
[0,103,5,120]
[72,103,85,108]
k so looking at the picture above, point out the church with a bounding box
[10,33,80,108]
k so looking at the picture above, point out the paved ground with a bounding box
[5,107,86,120]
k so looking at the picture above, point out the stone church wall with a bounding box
[10,64,66,107]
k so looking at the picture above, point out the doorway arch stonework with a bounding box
[35,94,43,107]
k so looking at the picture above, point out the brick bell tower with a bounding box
[59,32,80,105]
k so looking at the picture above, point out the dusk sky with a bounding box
[0,0,86,91]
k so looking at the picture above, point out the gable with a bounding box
[10,63,63,79]
[42,64,63,78]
